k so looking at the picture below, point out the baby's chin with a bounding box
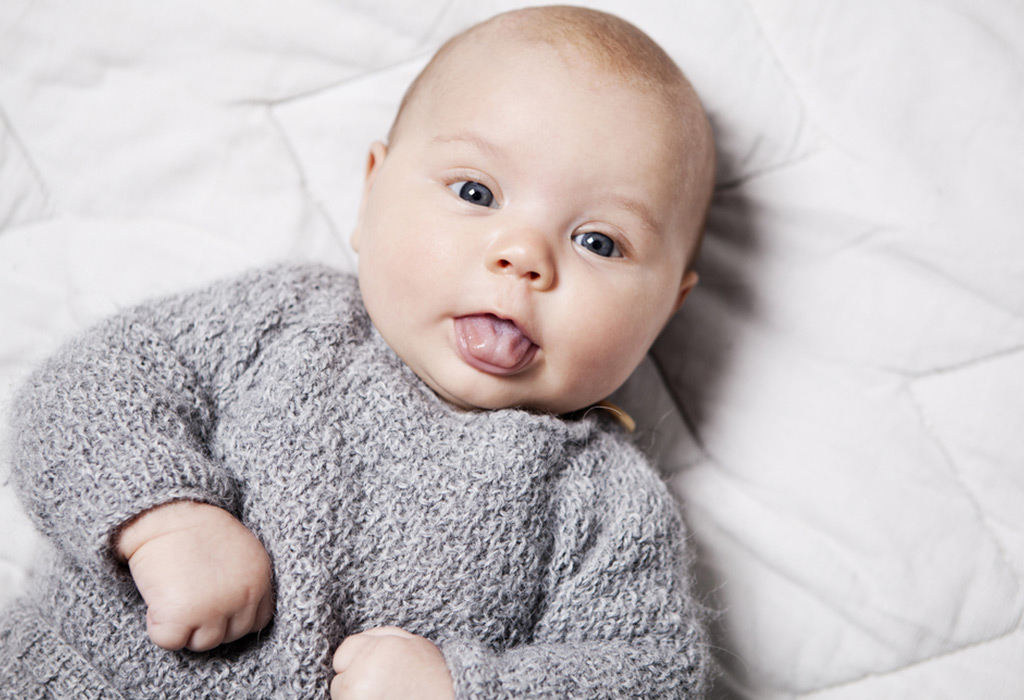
[424,380,544,414]
[423,375,601,416]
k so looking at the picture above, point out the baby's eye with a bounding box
[449,181,497,208]
[572,231,621,258]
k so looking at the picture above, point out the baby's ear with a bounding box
[673,269,699,313]
[364,141,388,181]
[351,141,389,252]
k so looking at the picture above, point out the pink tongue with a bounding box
[456,315,534,370]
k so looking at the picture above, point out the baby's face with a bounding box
[352,39,700,414]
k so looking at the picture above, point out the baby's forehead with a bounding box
[425,39,697,175]
[424,32,699,142]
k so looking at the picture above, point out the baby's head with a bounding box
[351,5,715,414]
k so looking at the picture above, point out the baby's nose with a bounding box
[486,230,556,290]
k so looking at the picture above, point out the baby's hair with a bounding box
[389,6,698,143]
[503,5,690,101]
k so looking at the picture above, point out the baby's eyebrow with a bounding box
[432,132,506,160]
[603,194,661,238]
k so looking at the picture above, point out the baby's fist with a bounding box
[331,627,454,700]
[117,501,274,651]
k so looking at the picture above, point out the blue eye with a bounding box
[449,181,496,208]
[572,231,621,258]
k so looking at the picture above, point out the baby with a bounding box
[0,5,715,699]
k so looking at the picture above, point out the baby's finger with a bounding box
[221,591,273,644]
[332,626,415,673]
[222,602,260,646]
[333,632,370,674]
[146,611,194,651]
[187,618,228,652]
[255,591,275,631]
[333,625,419,675]
[329,670,347,700]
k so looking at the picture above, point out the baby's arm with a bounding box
[9,266,334,648]
[116,500,273,651]
[438,440,709,699]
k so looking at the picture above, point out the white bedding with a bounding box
[2,1,1022,697]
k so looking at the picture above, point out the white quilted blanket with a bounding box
[1,1,1021,698]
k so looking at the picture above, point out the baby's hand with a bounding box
[116,501,274,652]
[331,627,455,700]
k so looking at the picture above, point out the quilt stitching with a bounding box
[0,102,54,231]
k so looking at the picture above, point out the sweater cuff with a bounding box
[440,637,583,700]
[440,638,504,700]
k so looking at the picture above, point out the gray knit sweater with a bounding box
[0,264,707,699]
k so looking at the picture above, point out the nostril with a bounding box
[491,257,547,284]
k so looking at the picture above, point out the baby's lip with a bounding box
[453,313,538,375]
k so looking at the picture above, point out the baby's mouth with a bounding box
[454,314,538,375]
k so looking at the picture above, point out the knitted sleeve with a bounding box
[440,433,710,699]
[8,264,346,575]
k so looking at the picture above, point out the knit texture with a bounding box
[0,264,708,699]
